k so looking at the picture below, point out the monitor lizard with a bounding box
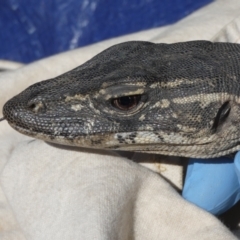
[1,40,240,158]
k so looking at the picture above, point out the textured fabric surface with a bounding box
[0,0,212,63]
[0,0,240,239]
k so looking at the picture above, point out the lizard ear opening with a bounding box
[211,101,231,133]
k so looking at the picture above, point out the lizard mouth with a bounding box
[7,120,237,159]
[1,120,237,162]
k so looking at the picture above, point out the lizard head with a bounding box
[3,41,240,158]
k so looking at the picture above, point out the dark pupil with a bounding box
[118,96,134,107]
[112,95,141,111]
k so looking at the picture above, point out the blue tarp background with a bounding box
[0,0,212,63]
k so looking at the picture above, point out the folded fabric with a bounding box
[1,0,240,239]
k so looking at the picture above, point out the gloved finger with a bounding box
[182,157,240,215]
[234,151,240,184]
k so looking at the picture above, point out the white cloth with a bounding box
[0,0,240,239]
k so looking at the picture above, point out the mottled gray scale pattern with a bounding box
[2,40,240,158]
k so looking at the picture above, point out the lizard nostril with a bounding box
[29,103,36,110]
[27,100,46,113]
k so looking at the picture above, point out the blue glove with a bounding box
[182,151,240,215]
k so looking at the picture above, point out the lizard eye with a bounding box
[111,95,141,111]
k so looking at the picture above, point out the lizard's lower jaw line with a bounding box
[6,121,214,159]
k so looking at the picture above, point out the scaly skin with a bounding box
[2,41,240,158]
